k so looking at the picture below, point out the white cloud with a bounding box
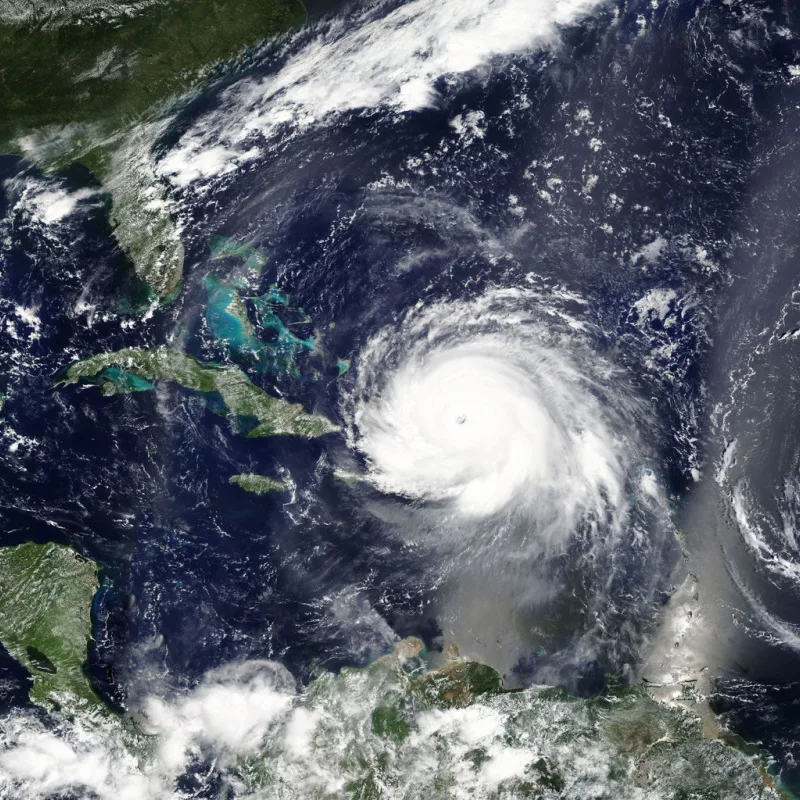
[160,0,606,187]
[0,661,297,800]
[5,177,99,225]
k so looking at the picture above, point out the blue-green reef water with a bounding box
[1,0,800,796]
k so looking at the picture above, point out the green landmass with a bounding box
[229,473,287,494]
[205,236,317,376]
[234,637,785,799]
[209,234,268,274]
[0,542,104,713]
[0,593,784,800]
[61,346,339,437]
[206,274,256,336]
[0,0,306,304]
[94,366,156,395]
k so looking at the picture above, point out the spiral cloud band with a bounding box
[347,289,650,547]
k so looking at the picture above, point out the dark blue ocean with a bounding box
[2,0,800,793]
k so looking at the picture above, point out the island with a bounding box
[229,473,288,494]
[59,346,339,438]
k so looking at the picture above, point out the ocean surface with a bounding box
[2,0,800,795]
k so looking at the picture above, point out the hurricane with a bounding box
[341,287,672,681]
[351,290,638,521]
[4,0,800,795]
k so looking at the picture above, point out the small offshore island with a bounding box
[0,540,788,799]
[229,473,289,494]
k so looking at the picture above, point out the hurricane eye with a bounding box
[346,296,639,524]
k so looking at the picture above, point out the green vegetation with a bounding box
[229,473,287,494]
[1,0,306,304]
[371,704,410,742]
[94,366,156,395]
[0,607,782,798]
[0,542,103,712]
[209,235,268,274]
[0,0,305,138]
[61,346,339,437]
[232,638,782,799]
[415,659,503,708]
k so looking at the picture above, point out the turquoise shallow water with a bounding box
[204,271,314,376]
[96,367,155,393]
[2,0,800,794]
